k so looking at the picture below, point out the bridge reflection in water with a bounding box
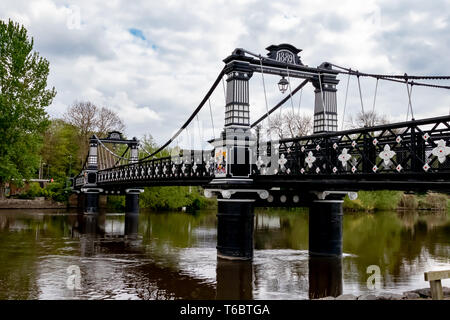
[308,257,342,299]
[0,209,448,300]
[69,211,344,299]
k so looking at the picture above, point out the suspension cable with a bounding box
[114,146,130,167]
[317,72,326,120]
[196,114,202,149]
[222,77,227,102]
[185,125,192,151]
[406,81,414,120]
[139,143,153,157]
[286,66,295,114]
[341,72,351,130]
[138,68,225,161]
[297,86,303,116]
[356,73,366,119]
[259,56,272,129]
[94,135,131,161]
[331,64,450,90]
[208,99,215,138]
[372,77,379,114]
[329,63,450,80]
[251,79,309,128]
[98,146,103,170]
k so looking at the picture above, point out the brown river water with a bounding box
[0,208,448,299]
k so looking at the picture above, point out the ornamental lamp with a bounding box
[278,76,289,93]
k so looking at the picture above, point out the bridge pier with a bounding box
[308,193,347,257]
[125,212,139,239]
[216,198,255,260]
[125,189,144,215]
[84,191,100,214]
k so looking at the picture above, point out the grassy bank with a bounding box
[10,183,448,214]
[107,186,217,212]
[343,191,449,212]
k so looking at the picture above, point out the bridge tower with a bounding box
[209,49,257,260]
[81,135,103,214]
[206,44,349,260]
[75,132,144,215]
[312,63,339,133]
[125,137,143,216]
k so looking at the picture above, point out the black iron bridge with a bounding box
[71,44,450,261]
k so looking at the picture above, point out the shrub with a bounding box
[139,186,215,211]
[18,182,43,199]
[107,195,125,211]
[344,190,403,212]
[423,193,448,210]
[398,193,418,210]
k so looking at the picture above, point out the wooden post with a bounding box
[429,280,443,300]
[424,270,450,300]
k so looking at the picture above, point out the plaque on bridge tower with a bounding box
[266,44,303,65]
[214,147,227,177]
[106,131,123,140]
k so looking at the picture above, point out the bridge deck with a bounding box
[74,115,450,193]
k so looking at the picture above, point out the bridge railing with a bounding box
[257,115,450,178]
[76,115,450,188]
[97,149,215,184]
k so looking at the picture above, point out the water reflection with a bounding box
[0,209,448,299]
[125,214,139,239]
[216,259,253,300]
[308,257,342,299]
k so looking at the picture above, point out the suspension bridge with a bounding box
[71,43,450,260]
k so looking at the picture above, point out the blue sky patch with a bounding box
[129,28,146,41]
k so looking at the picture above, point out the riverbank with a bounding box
[0,197,66,209]
[317,287,450,300]
[2,190,448,213]
[343,191,449,212]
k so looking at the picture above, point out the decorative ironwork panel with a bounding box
[266,115,450,178]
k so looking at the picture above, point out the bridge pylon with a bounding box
[125,188,144,215]
[207,48,258,260]
[205,45,349,261]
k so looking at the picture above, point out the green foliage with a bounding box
[43,181,70,202]
[344,191,449,212]
[17,182,42,199]
[40,119,80,180]
[18,181,69,202]
[0,19,56,196]
[343,190,403,212]
[138,134,172,159]
[106,195,125,211]
[139,186,214,211]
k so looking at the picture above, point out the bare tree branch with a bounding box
[63,100,126,167]
[264,111,312,139]
[346,111,390,129]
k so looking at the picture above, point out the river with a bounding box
[0,208,448,299]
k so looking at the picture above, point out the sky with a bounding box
[1,0,450,148]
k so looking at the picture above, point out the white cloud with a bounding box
[1,0,449,144]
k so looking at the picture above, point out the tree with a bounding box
[64,101,98,142]
[97,106,125,137]
[0,19,56,199]
[64,101,125,168]
[264,111,312,140]
[346,111,389,129]
[40,119,80,180]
